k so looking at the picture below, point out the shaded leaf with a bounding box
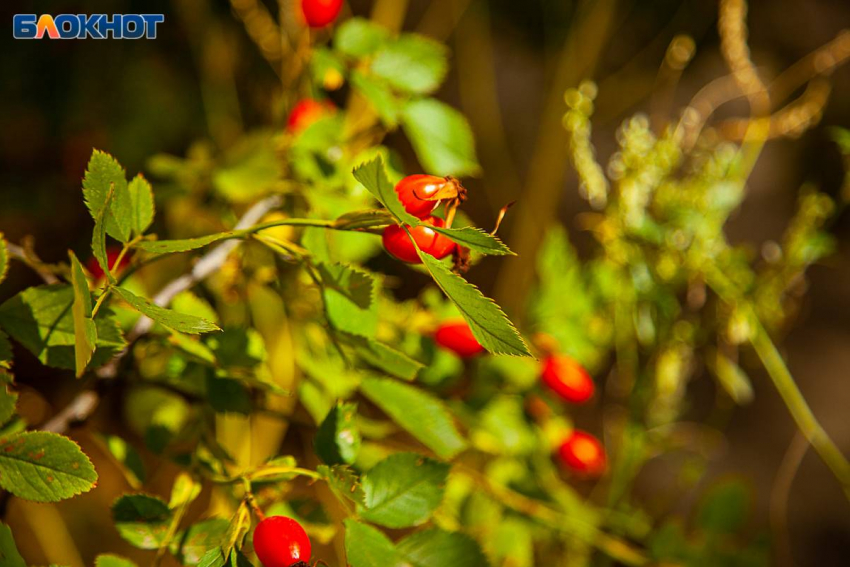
[0,523,25,567]
[128,174,155,236]
[135,231,240,255]
[339,333,423,380]
[351,71,400,127]
[180,519,229,565]
[69,251,97,377]
[113,287,220,334]
[398,528,490,567]
[402,99,480,177]
[344,520,403,567]
[318,464,365,505]
[315,263,378,338]
[112,493,172,549]
[0,234,8,287]
[315,402,361,465]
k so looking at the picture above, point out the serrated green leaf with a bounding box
[0,285,126,370]
[91,185,116,282]
[69,251,97,377]
[113,287,220,334]
[402,99,480,177]
[198,548,227,567]
[0,431,97,502]
[334,209,394,230]
[315,262,378,338]
[0,233,8,287]
[371,34,448,94]
[318,464,366,505]
[135,231,240,256]
[417,251,530,356]
[398,528,490,567]
[360,377,467,459]
[112,493,172,549]
[316,402,361,465]
[95,554,139,567]
[0,523,25,567]
[339,333,423,380]
[344,520,403,567]
[352,157,508,255]
[83,150,133,243]
[128,174,155,236]
[335,18,389,57]
[351,71,400,127]
[180,519,229,565]
[359,452,449,528]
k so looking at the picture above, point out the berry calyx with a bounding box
[394,175,465,219]
[558,430,606,477]
[540,355,594,404]
[86,246,129,280]
[382,217,456,264]
[434,319,485,357]
[300,0,343,28]
[286,99,336,134]
[253,516,312,567]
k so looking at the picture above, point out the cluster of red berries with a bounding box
[254,516,312,567]
[300,0,343,28]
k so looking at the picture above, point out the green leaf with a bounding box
[101,434,145,487]
[0,233,8,287]
[697,479,750,534]
[360,377,467,459]
[398,528,489,567]
[180,519,229,565]
[344,520,403,567]
[315,263,378,338]
[206,376,252,414]
[335,18,389,57]
[169,472,202,509]
[351,71,401,127]
[83,149,133,243]
[339,333,423,380]
[135,231,240,255]
[315,402,361,465]
[95,554,139,567]
[128,174,155,236]
[0,431,97,502]
[318,464,366,505]
[359,452,449,528]
[402,99,480,177]
[91,185,116,282]
[0,330,10,370]
[0,285,126,370]
[113,287,220,334]
[69,251,97,377]
[352,157,509,255]
[417,252,531,356]
[112,493,172,549]
[0,523,26,567]
[198,549,227,567]
[371,34,448,94]
[0,374,17,426]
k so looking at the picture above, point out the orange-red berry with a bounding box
[300,0,343,28]
[558,430,606,477]
[382,216,456,264]
[394,174,449,219]
[541,355,594,404]
[286,99,336,134]
[253,516,312,567]
[434,319,485,357]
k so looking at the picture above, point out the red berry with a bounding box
[286,99,336,134]
[558,430,606,477]
[394,175,456,219]
[541,355,594,404]
[301,0,343,28]
[85,246,129,280]
[253,516,312,567]
[434,319,484,357]
[382,216,456,264]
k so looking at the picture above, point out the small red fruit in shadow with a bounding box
[434,319,484,358]
[286,99,336,134]
[254,516,312,567]
[394,174,460,219]
[541,355,594,404]
[300,0,344,28]
[382,216,456,264]
[85,246,129,280]
[558,430,606,477]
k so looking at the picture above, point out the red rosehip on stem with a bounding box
[85,246,129,280]
[286,99,336,134]
[382,216,456,264]
[558,430,606,477]
[434,319,485,358]
[301,0,343,28]
[541,355,595,404]
[394,174,462,219]
[254,516,312,567]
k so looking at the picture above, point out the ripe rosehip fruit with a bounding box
[254,516,312,567]
[382,217,456,264]
[558,430,606,477]
[541,355,594,404]
[301,0,343,28]
[434,319,485,357]
[286,99,336,134]
[85,246,129,280]
[394,175,456,219]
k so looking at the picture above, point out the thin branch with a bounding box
[6,241,59,284]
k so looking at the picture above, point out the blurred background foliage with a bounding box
[2,0,850,565]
